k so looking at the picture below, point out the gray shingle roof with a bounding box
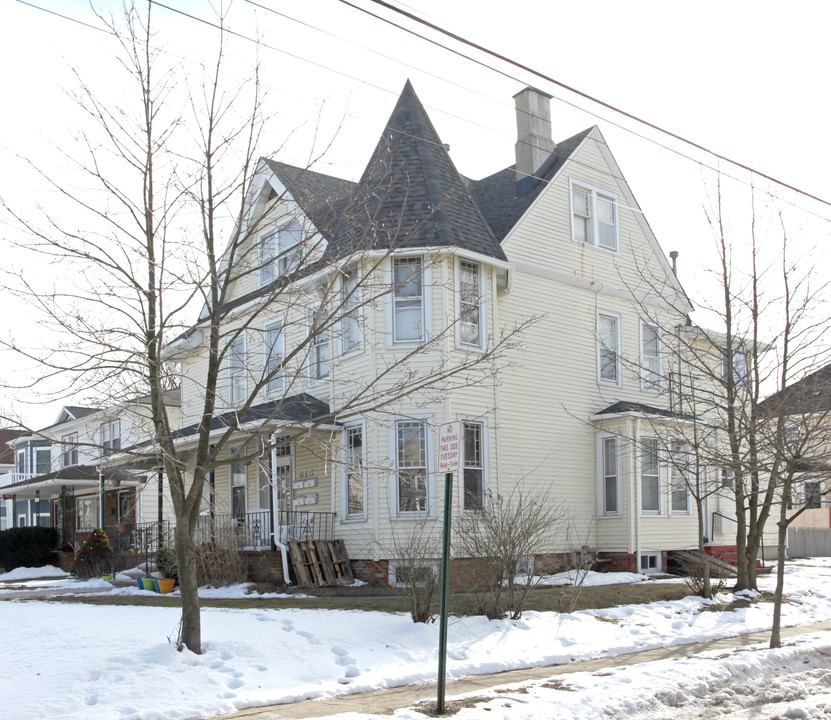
[470,128,592,242]
[595,400,693,420]
[758,363,831,417]
[322,80,506,262]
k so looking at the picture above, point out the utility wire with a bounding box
[13,0,113,33]
[356,0,831,212]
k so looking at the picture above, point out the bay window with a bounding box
[601,435,619,515]
[640,437,660,513]
[392,257,424,343]
[458,260,482,348]
[462,422,484,511]
[396,420,427,513]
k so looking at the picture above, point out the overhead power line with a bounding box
[353,0,831,213]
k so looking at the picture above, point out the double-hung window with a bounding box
[230,443,247,520]
[396,420,427,514]
[641,323,661,391]
[340,268,362,355]
[598,313,621,385]
[462,422,484,511]
[264,321,284,396]
[101,420,121,456]
[601,436,619,515]
[35,447,51,475]
[669,440,690,514]
[344,425,365,519]
[259,222,302,285]
[61,434,78,467]
[640,437,661,513]
[458,260,482,348]
[228,335,246,404]
[392,257,424,343]
[308,308,330,381]
[571,182,618,251]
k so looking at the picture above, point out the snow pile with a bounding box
[1,560,830,719]
[0,565,70,581]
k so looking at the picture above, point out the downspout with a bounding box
[270,432,291,584]
[157,463,164,547]
[634,418,641,573]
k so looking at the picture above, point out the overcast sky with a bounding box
[2,0,830,428]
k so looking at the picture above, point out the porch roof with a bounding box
[1,465,144,499]
[592,400,694,421]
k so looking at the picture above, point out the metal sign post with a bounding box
[436,420,461,715]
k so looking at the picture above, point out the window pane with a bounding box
[642,324,661,390]
[397,421,427,513]
[599,315,619,383]
[265,323,283,395]
[341,269,362,354]
[398,470,427,512]
[641,438,660,512]
[597,195,616,250]
[259,232,276,286]
[393,258,423,342]
[603,437,618,514]
[228,336,246,403]
[278,223,302,274]
[459,261,481,346]
[463,422,483,511]
[398,422,426,467]
[346,426,364,517]
[670,440,689,512]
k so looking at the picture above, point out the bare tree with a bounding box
[0,4,527,653]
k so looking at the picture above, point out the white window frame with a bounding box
[461,419,488,512]
[340,267,363,357]
[229,443,248,520]
[599,434,621,517]
[259,221,303,286]
[569,180,619,252]
[669,439,692,516]
[101,420,121,456]
[61,433,78,468]
[228,334,246,405]
[640,322,662,392]
[308,306,330,383]
[640,554,660,573]
[457,258,485,350]
[76,495,99,532]
[389,256,430,345]
[263,320,284,397]
[343,422,367,521]
[640,436,662,515]
[598,312,621,386]
[392,417,433,518]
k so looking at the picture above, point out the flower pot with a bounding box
[102,575,113,583]
[141,577,156,591]
[153,578,160,592]
[157,578,175,594]
[136,577,144,590]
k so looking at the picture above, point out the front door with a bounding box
[272,441,293,542]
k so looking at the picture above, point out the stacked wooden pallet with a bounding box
[288,539,354,587]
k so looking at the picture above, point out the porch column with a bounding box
[11,494,16,528]
[35,490,40,528]
[99,471,105,529]
[157,463,164,547]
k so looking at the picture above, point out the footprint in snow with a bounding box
[227,678,244,690]
[280,620,295,632]
[296,630,321,645]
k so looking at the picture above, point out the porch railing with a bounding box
[103,521,173,554]
[194,510,336,549]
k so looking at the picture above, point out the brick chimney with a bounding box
[514,87,555,188]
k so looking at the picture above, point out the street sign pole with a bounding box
[436,420,461,715]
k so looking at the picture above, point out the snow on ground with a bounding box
[1,560,830,719]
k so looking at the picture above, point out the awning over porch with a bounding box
[1,466,143,500]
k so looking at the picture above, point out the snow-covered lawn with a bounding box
[1,560,831,719]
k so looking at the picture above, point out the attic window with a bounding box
[260,222,302,285]
[570,181,618,252]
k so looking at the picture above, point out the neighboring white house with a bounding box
[157,81,741,582]
[2,393,180,550]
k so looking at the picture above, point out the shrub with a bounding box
[0,526,59,571]
[73,528,113,579]
[194,542,247,587]
[156,546,178,581]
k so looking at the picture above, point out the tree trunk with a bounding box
[174,518,201,654]
[770,493,790,649]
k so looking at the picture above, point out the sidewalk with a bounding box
[223,620,831,719]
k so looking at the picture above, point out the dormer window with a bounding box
[259,222,302,285]
[571,181,618,252]
[62,433,78,467]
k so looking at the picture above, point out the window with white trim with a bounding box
[601,436,619,515]
[458,260,482,348]
[101,420,121,456]
[76,496,99,531]
[62,433,78,467]
[340,268,362,355]
[571,182,618,251]
[264,321,284,396]
[227,335,246,404]
[462,421,484,511]
[640,437,661,513]
[396,420,428,514]
[230,443,247,520]
[344,425,365,519]
[669,440,690,514]
[641,323,661,391]
[257,438,271,510]
[392,257,424,343]
[35,447,51,475]
[308,308,330,381]
[723,350,748,389]
[118,490,133,523]
[259,222,302,285]
[598,313,621,385]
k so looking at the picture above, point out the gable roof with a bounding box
[758,363,831,417]
[470,128,593,242]
[0,428,26,464]
[322,80,506,263]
